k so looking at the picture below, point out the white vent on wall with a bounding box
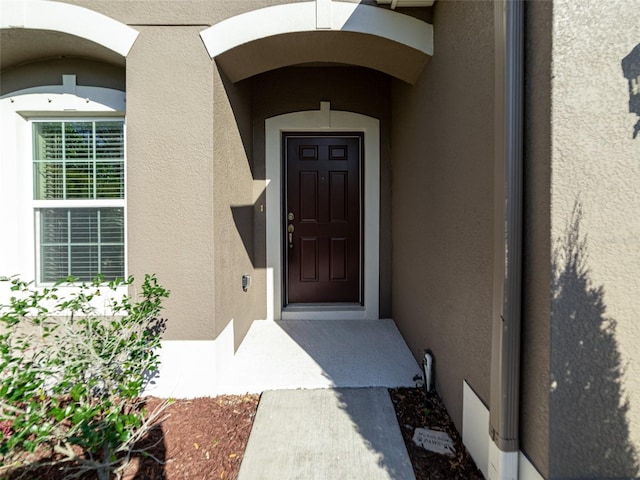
[376,0,435,9]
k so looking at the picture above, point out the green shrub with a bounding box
[0,274,170,480]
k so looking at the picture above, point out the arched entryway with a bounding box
[201,0,433,321]
[200,0,433,85]
[265,103,380,320]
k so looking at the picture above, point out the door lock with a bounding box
[288,212,295,221]
[288,224,294,248]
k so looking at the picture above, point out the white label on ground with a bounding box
[412,428,456,456]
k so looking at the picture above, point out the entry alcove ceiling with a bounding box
[201,0,434,85]
[215,30,430,85]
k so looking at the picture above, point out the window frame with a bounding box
[30,117,127,286]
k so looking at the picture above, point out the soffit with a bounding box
[0,29,125,71]
[201,0,433,85]
[0,0,137,71]
[216,30,430,84]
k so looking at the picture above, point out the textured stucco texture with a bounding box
[126,26,216,341]
[520,0,553,476]
[548,1,640,478]
[390,0,494,433]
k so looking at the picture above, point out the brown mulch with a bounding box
[123,395,260,480]
[1,395,260,480]
[2,388,484,479]
[390,387,485,480]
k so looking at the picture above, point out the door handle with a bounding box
[288,224,294,248]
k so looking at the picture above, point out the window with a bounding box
[32,120,125,283]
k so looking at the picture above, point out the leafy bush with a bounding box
[0,274,170,480]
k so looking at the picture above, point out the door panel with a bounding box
[300,237,319,281]
[300,172,318,221]
[329,172,347,222]
[285,134,362,304]
[330,238,348,281]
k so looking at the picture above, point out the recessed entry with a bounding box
[300,145,318,160]
[329,146,347,160]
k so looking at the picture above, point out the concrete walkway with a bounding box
[219,319,421,393]
[238,388,417,480]
[226,320,421,480]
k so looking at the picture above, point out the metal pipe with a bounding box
[489,0,524,463]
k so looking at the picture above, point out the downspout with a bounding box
[489,0,524,479]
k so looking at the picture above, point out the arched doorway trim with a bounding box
[1,1,138,57]
[200,0,433,84]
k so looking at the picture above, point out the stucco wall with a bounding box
[547,1,640,478]
[57,0,302,26]
[59,0,426,26]
[127,26,216,341]
[2,0,409,345]
[212,68,257,347]
[520,0,553,477]
[390,0,494,430]
[0,58,125,96]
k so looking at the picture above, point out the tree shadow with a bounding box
[549,201,639,479]
[622,43,640,139]
[2,416,168,480]
[330,387,418,480]
[127,420,167,480]
[243,387,416,480]
[274,320,420,479]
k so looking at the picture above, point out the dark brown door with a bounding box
[284,134,362,304]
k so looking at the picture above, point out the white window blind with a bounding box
[33,121,124,200]
[33,120,125,283]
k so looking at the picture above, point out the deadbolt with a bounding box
[288,212,295,221]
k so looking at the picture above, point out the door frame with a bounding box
[265,102,379,320]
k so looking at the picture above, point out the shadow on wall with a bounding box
[230,186,267,269]
[622,43,640,139]
[549,201,639,479]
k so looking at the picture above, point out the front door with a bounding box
[284,133,362,304]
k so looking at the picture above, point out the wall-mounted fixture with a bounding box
[242,274,251,292]
[423,350,434,393]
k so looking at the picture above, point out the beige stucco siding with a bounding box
[390,0,494,431]
[4,0,406,343]
[127,26,215,341]
[548,0,640,477]
[212,68,258,346]
[56,0,303,26]
[520,0,553,476]
[0,58,125,96]
[58,0,424,26]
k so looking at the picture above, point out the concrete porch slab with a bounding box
[218,319,421,394]
[237,388,417,480]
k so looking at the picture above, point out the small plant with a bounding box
[0,274,170,480]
